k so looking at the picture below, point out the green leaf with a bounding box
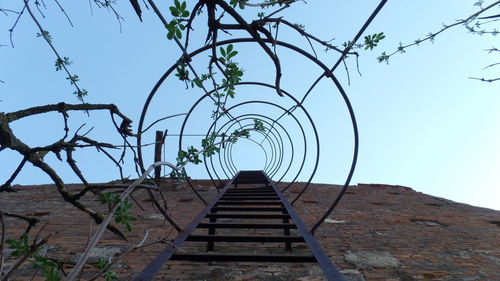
[125,222,133,231]
[220,46,226,57]
[43,266,61,281]
[6,234,31,257]
[169,6,180,17]
[167,32,174,40]
[227,51,238,59]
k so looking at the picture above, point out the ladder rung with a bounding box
[233,178,268,182]
[212,207,286,212]
[134,170,344,281]
[206,213,290,219]
[197,223,297,229]
[233,179,269,184]
[227,187,272,191]
[221,192,277,196]
[217,201,282,206]
[220,196,280,200]
[171,253,316,262]
[186,235,305,243]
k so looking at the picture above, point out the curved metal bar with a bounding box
[227,120,282,176]
[137,38,358,235]
[233,83,313,192]
[235,114,293,182]
[224,140,236,174]
[138,38,317,169]
[310,73,359,234]
[222,124,274,174]
[137,38,321,181]
[208,115,282,179]
[175,83,296,184]
[206,145,224,190]
[206,100,308,184]
[205,120,273,188]
[202,97,308,192]
[228,101,306,183]
[246,137,269,171]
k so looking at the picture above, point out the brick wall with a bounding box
[1,180,499,281]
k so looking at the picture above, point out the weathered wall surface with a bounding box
[1,181,499,281]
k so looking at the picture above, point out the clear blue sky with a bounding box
[1,1,499,210]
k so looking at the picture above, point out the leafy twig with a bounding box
[379,0,500,63]
[64,161,179,281]
[0,235,48,281]
[23,0,87,101]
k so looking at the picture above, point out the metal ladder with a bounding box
[135,170,345,281]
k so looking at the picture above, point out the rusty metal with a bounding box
[134,1,390,279]
[135,171,346,281]
[154,130,163,180]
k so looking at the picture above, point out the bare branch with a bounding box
[0,104,136,240]
[258,18,355,56]
[0,157,27,192]
[6,102,131,127]
[52,0,74,26]
[1,212,40,234]
[140,113,188,134]
[0,8,20,15]
[469,76,500,82]
[483,62,500,69]
[215,0,284,97]
[8,2,27,48]
[74,183,161,199]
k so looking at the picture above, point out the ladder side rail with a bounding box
[133,179,233,281]
[263,172,346,281]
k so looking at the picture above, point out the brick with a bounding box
[1,181,499,280]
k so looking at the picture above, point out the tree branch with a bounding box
[23,0,87,101]
[380,0,500,63]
